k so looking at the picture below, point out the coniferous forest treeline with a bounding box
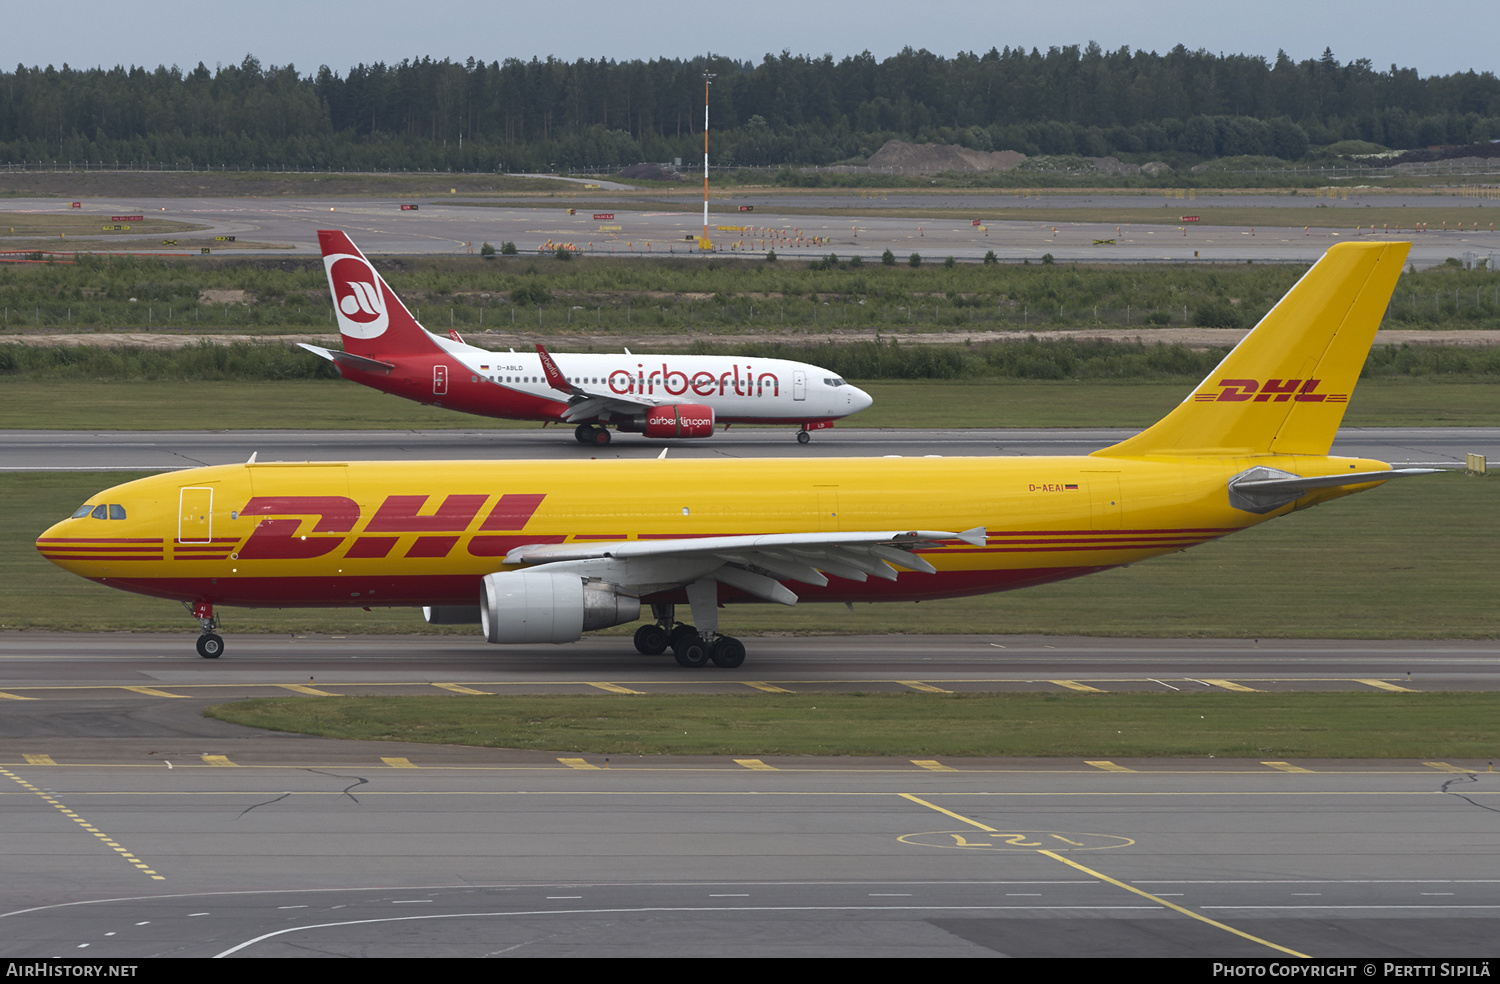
[3,45,1500,173]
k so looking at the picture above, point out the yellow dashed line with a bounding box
[1086,761,1135,772]
[587,682,643,694]
[23,754,56,766]
[898,681,950,693]
[431,683,489,695]
[742,682,793,693]
[1424,762,1473,773]
[200,755,237,767]
[558,758,599,770]
[734,759,777,771]
[911,760,958,772]
[1051,680,1103,692]
[123,686,186,698]
[381,757,417,768]
[1359,679,1416,692]
[1202,679,1260,692]
[0,767,164,881]
[1261,761,1314,773]
[277,684,341,696]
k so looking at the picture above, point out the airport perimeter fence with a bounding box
[5,289,1500,333]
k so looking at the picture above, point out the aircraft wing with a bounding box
[534,343,660,419]
[297,342,395,374]
[503,528,988,605]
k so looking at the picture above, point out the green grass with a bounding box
[1,376,1497,430]
[4,470,1495,638]
[201,692,1500,758]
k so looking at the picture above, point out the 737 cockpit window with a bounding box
[80,504,126,520]
[72,504,95,518]
[109,504,126,520]
[823,377,847,387]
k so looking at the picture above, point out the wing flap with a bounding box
[504,529,982,566]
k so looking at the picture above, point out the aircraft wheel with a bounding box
[634,623,669,656]
[709,636,746,669]
[574,424,593,444]
[591,427,612,447]
[196,633,224,659]
[669,623,698,653]
[797,430,811,444]
[674,638,709,668]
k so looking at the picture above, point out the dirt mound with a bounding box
[866,139,1027,174]
[618,163,683,181]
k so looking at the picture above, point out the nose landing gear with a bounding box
[184,599,224,659]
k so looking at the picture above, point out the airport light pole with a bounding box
[702,72,715,249]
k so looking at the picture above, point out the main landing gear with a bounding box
[633,604,746,669]
[184,599,224,659]
[573,423,611,447]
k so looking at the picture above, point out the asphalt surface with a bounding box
[3,426,1492,470]
[5,191,1498,266]
[1,633,1496,958]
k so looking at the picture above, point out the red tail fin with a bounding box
[318,230,442,358]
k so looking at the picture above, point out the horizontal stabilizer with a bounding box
[1230,467,1443,495]
[296,343,395,374]
[1227,465,1442,514]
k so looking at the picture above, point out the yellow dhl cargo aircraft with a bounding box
[39,242,1436,667]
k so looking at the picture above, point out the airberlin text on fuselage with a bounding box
[608,363,779,398]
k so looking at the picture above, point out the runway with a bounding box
[5,191,1499,267]
[2,426,1492,470]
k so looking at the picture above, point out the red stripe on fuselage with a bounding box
[89,565,1112,609]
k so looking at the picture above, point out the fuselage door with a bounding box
[793,370,807,401]
[1085,472,1123,530]
[433,364,449,396]
[179,487,213,543]
[815,486,840,532]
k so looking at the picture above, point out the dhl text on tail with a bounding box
[38,242,1437,667]
[298,230,871,446]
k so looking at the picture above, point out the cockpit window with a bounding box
[109,504,127,520]
[72,504,94,519]
[91,504,108,520]
[824,377,846,387]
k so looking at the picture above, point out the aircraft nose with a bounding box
[36,518,74,568]
[849,385,874,413]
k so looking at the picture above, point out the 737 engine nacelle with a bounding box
[643,404,716,439]
[480,571,640,644]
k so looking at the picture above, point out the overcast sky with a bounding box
[5,0,1495,79]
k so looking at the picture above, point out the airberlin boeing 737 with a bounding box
[298,230,872,445]
[40,243,1437,667]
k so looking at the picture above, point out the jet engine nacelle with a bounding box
[643,404,716,439]
[480,571,640,644]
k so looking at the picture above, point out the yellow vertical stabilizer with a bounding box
[1096,242,1409,458]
